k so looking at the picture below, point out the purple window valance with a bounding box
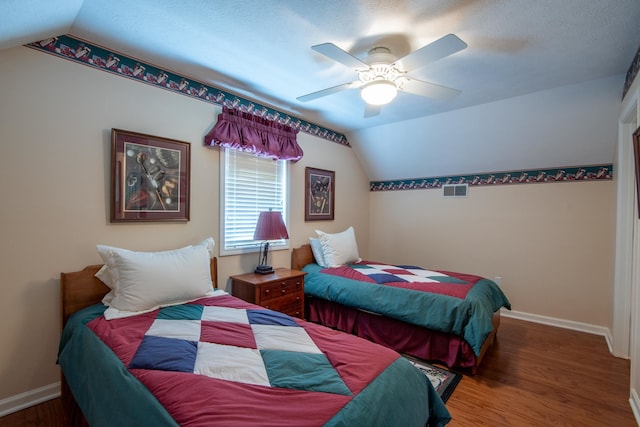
[204,107,303,161]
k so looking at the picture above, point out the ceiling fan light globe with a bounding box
[360,80,397,106]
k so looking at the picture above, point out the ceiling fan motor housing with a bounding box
[365,46,396,65]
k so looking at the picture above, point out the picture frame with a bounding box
[634,127,640,218]
[111,128,190,222]
[305,167,335,221]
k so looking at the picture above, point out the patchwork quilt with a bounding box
[303,261,511,355]
[58,294,451,427]
[339,262,482,298]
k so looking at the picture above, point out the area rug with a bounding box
[404,356,462,402]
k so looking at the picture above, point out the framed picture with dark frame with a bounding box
[634,127,640,218]
[305,167,335,221]
[111,128,190,222]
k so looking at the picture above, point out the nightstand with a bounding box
[230,269,306,318]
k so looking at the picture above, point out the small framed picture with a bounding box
[305,167,335,221]
[111,129,190,222]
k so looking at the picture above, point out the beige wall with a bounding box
[0,46,369,400]
[369,181,616,327]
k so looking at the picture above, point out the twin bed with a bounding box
[59,247,451,426]
[291,243,511,373]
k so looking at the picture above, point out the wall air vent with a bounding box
[442,184,468,198]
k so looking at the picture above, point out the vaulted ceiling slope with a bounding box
[2,1,640,180]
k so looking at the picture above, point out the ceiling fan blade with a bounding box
[364,104,381,118]
[297,82,357,102]
[311,43,369,70]
[400,78,461,100]
[396,34,467,72]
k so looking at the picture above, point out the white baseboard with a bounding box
[0,382,60,417]
[501,309,614,343]
[631,388,640,426]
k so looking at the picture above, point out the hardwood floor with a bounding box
[0,317,636,426]
[0,399,66,427]
[446,317,636,426]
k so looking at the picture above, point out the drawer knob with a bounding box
[265,289,270,294]
[281,289,286,294]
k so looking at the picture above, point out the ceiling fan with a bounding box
[297,34,467,116]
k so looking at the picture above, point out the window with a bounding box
[220,149,289,255]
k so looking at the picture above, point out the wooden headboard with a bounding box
[60,257,218,327]
[291,244,315,271]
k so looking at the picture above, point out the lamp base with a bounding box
[254,265,274,275]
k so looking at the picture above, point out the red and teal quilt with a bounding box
[303,261,511,356]
[58,294,451,426]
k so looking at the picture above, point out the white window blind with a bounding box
[220,149,288,255]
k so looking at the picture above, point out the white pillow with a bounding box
[198,237,216,259]
[95,239,216,319]
[96,237,215,291]
[316,226,361,268]
[309,237,328,268]
[95,264,116,305]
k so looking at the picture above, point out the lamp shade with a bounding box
[253,211,289,241]
[360,80,398,106]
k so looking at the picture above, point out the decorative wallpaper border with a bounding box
[26,35,349,146]
[624,43,640,99]
[370,164,613,191]
[24,34,620,190]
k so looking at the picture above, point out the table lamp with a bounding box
[253,210,289,274]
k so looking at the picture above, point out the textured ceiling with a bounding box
[1,0,640,179]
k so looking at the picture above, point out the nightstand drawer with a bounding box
[260,277,303,302]
[263,294,303,317]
